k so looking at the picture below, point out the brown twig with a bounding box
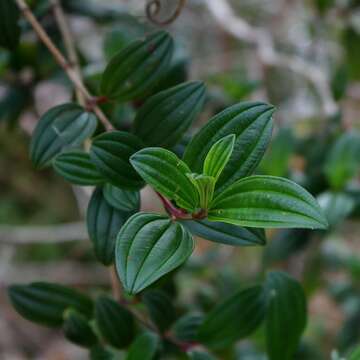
[15,0,114,130]
[146,0,187,25]
[50,0,84,105]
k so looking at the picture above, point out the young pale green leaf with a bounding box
[8,282,93,327]
[184,101,274,194]
[0,0,21,50]
[134,81,206,148]
[63,309,98,348]
[101,31,174,101]
[30,103,98,169]
[171,313,204,343]
[142,289,176,332]
[90,131,145,190]
[53,150,104,185]
[130,148,199,212]
[181,219,266,246]
[209,175,328,229]
[87,188,132,265]
[187,174,215,210]
[95,295,135,349]
[102,183,140,212]
[126,332,159,360]
[197,286,266,349]
[324,132,360,190]
[203,134,236,181]
[115,212,194,294]
[264,271,307,360]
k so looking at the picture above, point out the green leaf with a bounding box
[349,346,360,360]
[30,103,98,169]
[115,212,194,294]
[130,148,199,212]
[264,271,307,360]
[187,174,215,210]
[126,332,159,360]
[324,132,360,190]
[203,134,236,181]
[90,131,145,190]
[95,295,135,349]
[184,101,274,194]
[142,289,176,332]
[197,286,266,349]
[317,191,355,228]
[63,308,98,348]
[259,128,294,177]
[181,219,265,246]
[53,150,104,185]
[8,282,93,327]
[101,31,174,101]
[87,187,132,265]
[134,81,206,148]
[0,0,21,50]
[188,350,217,360]
[102,183,140,212]
[171,313,204,342]
[209,175,328,229]
[90,345,115,360]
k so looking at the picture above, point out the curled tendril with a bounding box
[146,0,186,26]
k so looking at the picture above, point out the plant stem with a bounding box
[50,0,84,105]
[15,0,114,131]
[156,192,192,220]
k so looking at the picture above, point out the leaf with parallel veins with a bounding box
[209,175,328,229]
[115,212,194,294]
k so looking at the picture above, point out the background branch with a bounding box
[0,222,87,245]
[202,0,338,116]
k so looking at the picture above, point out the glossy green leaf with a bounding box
[324,132,360,190]
[102,183,140,212]
[101,31,174,101]
[115,212,194,294]
[90,131,145,190]
[317,191,355,227]
[264,271,307,360]
[172,313,204,342]
[184,101,274,194]
[209,175,328,229]
[142,289,176,332]
[0,0,21,50]
[95,295,135,349]
[203,134,236,181]
[63,308,98,348]
[197,286,266,349]
[187,174,215,210]
[134,81,206,148]
[8,282,93,327]
[130,148,199,212]
[30,103,98,169]
[53,150,104,185]
[87,187,132,265]
[181,219,265,246]
[126,332,159,360]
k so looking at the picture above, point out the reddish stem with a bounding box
[156,192,192,220]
